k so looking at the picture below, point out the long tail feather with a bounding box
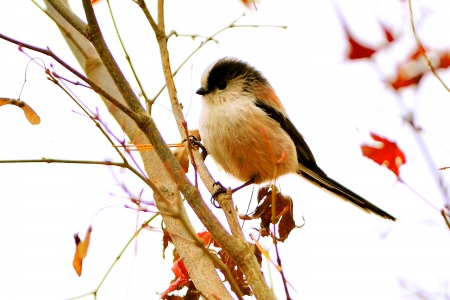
[298,167,396,221]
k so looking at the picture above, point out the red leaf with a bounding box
[161,230,212,298]
[240,0,257,9]
[361,133,406,177]
[410,47,424,60]
[172,259,189,279]
[345,27,377,60]
[389,47,427,90]
[380,22,395,43]
[162,229,172,255]
[197,231,211,246]
[334,8,377,60]
[390,72,424,90]
[437,51,450,69]
[161,258,190,298]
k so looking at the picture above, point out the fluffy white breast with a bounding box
[199,96,298,183]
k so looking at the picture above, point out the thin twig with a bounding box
[151,14,244,103]
[150,15,287,103]
[0,158,125,167]
[105,0,150,107]
[45,67,151,179]
[67,213,160,300]
[0,33,138,119]
[50,71,92,88]
[408,0,450,93]
[0,156,165,200]
[273,230,292,299]
[157,0,165,31]
[135,0,159,34]
[399,178,441,212]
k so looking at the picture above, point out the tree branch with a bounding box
[142,2,275,299]
[0,33,139,120]
[82,0,144,114]
[43,1,234,298]
[45,0,88,37]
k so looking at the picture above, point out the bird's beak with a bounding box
[196,87,208,95]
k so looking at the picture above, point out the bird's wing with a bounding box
[254,99,326,176]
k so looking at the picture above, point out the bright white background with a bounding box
[0,0,449,299]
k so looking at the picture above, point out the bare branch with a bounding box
[46,0,88,37]
[157,0,165,31]
[82,0,144,114]
[135,0,159,35]
[0,33,139,120]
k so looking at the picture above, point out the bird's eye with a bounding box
[217,81,227,90]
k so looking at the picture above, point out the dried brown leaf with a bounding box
[0,98,41,125]
[240,186,296,241]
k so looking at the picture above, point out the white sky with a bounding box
[0,0,450,299]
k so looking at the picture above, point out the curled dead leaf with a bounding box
[217,249,253,296]
[240,185,297,241]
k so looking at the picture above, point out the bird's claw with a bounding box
[211,181,227,208]
[183,135,208,160]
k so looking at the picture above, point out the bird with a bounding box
[196,57,395,221]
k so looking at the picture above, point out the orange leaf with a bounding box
[240,0,257,10]
[361,133,406,177]
[0,98,41,125]
[172,147,189,173]
[72,226,92,276]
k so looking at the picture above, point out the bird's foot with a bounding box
[210,181,227,208]
[183,135,208,160]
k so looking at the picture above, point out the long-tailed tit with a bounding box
[196,58,395,221]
